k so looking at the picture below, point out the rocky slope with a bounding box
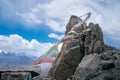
[34,15,120,80]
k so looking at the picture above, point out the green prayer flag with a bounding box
[40,42,59,59]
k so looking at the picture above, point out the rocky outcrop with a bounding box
[46,15,120,80]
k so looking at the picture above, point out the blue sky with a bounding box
[0,0,120,57]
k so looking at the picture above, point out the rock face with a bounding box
[46,15,120,80]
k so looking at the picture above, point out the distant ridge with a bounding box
[0,51,37,66]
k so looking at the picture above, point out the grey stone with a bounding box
[72,54,101,80]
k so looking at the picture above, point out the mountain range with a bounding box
[0,51,37,66]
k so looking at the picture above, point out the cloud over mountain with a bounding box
[0,34,53,57]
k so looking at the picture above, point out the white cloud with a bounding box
[48,33,64,40]
[46,19,65,32]
[16,12,42,25]
[0,34,53,57]
[0,0,43,27]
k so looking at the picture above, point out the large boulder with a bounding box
[72,53,101,80]
[47,41,83,80]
